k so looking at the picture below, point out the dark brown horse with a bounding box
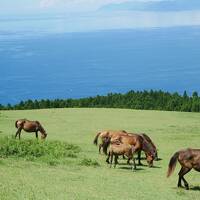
[15,119,47,140]
[106,133,155,167]
[107,142,136,170]
[140,133,158,161]
[167,148,200,190]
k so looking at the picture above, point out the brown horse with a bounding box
[105,133,155,167]
[93,130,128,154]
[167,148,200,190]
[107,142,136,170]
[15,119,47,140]
[140,133,158,161]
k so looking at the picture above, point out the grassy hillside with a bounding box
[0,108,200,200]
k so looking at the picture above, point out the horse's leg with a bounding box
[19,131,21,140]
[178,167,184,188]
[132,155,136,170]
[180,168,191,190]
[99,144,102,154]
[122,155,126,159]
[35,131,38,139]
[155,152,159,161]
[110,152,113,168]
[114,155,118,168]
[15,128,22,139]
[15,130,19,139]
[106,152,110,164]
[115,155,119,164]
[137,151,143,166]
[131,146,139,167]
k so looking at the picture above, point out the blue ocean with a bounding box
[1,26,200,105]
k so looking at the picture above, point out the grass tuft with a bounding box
[79,158,100,167]
[0,136,81,165]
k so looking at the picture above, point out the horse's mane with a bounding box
[35,121,46,134]
[141,133,156,149]
[142,138,155,156]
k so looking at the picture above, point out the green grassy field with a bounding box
[0,108,200,200]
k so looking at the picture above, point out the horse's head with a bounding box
[41,132,47,140]
[38,123,47,140]
[40,127,47,140]
[142,138,156,167]
[146,153,154,167]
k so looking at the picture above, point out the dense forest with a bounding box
[1,90,200,112]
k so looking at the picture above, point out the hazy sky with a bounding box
[1,0,200,32]
[0,0,164,14]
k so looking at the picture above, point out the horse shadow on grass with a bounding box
[117,166,144,171]
[189,186,200,191]
[172,186,200,191]
[136,157,163,162]
[112,162,161,169]
[151,165,161,169]
[155,158,162,161]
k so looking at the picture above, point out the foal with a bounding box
[107,142,136,170]
[167,148,200,190]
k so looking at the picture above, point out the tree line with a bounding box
[1,90,200,112]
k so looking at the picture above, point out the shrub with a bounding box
[0,137,81,165]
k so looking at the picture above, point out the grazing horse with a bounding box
[93,130,128,154]
[140,133,158,161]
[15,119,47,140]
[105,133,155,167]
[167,148,200,190]
[107,142,136,170]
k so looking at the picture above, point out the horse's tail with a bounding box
[15,120,19,128]
[167,152,179,177]
[15,119,26,129]
[93,132,101,145]
[120,130,127,133]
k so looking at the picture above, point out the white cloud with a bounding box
[40,0,58,8]
[39,0,163,10]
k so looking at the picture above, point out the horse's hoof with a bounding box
[185,185,189,190]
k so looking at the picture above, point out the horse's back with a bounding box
[16,119,39,132]
[100,130,127,139]
[119,134,141,146]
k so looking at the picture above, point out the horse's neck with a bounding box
[39,125,46,134]
[142,140,152,154]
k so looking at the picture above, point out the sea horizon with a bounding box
[1,26,200,105]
